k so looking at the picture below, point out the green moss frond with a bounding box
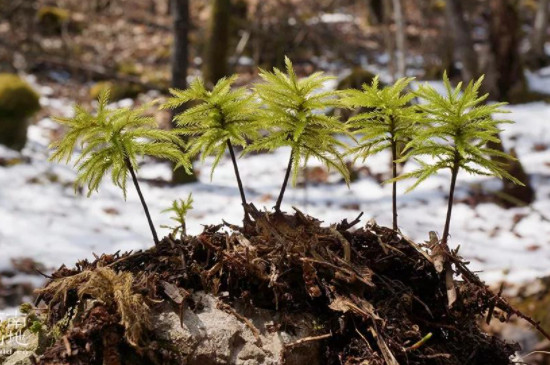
[245,56,350,185]
[162,193,193,235]
[164,75,258,179]
[343,75,420,167]
[49,90,191,197]
[395,72,522,191]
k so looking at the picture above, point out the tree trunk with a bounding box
[488,143,535,206]
[392,0,406,78]
[171,0,197,184]
[487,0,526,101]
[204,0,231,86]
[383,0,396,80]
[529,0,550,67]
[444,0,478,82]
[366,0,384,25]
[150,0,157,15]
[444,0,534,207]
[485,0,534,206]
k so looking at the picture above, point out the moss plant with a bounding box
[163,75,258,213]
[396,73,522,245]
[49,90,191,245]
[162,193,193,236]
[245,57,350,211]
[343,76,420,230]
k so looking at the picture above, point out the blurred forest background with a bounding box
[3,0,550,94]
[2,0,550,97]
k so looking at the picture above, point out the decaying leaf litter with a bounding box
[33,204,548,364]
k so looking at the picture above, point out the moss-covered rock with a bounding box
[89,81,143,101]
[116,62,141,77]
[335,67,380,119]
[37,6,70,35]
[0,74,40,151]
[337,67,379,91]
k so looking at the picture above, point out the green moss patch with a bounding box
[0,74,40,150]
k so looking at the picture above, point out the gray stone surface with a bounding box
[2,351,35,365]
[153,292,321,365]
[0,292,321,364]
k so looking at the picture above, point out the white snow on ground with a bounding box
[1,77,550,290]
[526,67,550,94]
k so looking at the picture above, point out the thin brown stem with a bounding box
[391,139,398,231]
[125,157,159,245]
[275,151,294,212]
[442,153,460,246]
[226,139,247,207]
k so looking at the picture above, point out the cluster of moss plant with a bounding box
[50,59,520,247]
[0,74,41,151]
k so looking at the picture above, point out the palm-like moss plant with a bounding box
[49,90,191,245]
[163,76,258,212]
[162,193,193,237]
[245,57,350,211]
[397,73,522,245]
[343,76,419,230]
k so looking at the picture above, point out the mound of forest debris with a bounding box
[25,205,546,364]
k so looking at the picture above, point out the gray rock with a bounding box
[0,292,322,364]
[1,326,41,364]
[2,351,35,365]
[153,292,321,365]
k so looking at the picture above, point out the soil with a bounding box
[33,205,535,364]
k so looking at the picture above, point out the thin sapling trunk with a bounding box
[226,139,248,208]
[125,157,159,245]
[275,151,294,212]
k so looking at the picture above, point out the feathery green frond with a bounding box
[343,75,420,230]
[343,75,420,165]
[49,91,192,197]
[245,56,350,186]
[163,75,258,180]
[395,72,522,191]
[162,193,193,236]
